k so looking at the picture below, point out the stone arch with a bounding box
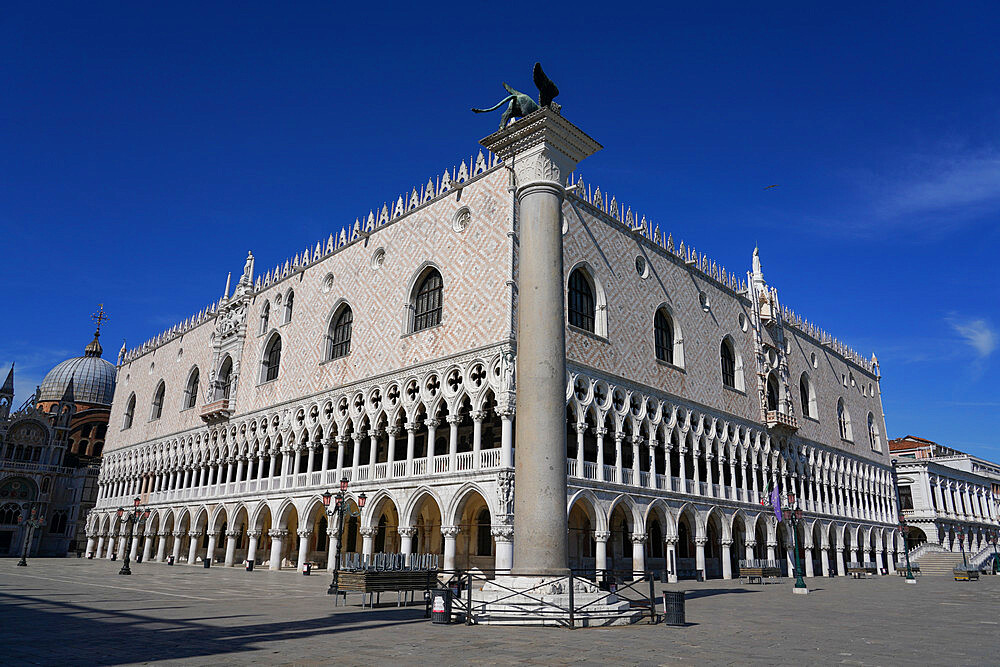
[404,487,443,557]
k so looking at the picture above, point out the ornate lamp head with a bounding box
[358,492,367,509]
[321,491,333,508]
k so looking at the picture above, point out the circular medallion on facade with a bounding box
[370,248,386,270]
[811,352,818,368]
[699,291,710,312]
[322,273,335,294]
[738,312,748,331]
[453,207,471,233]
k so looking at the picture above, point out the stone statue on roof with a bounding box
[472,62,561,130]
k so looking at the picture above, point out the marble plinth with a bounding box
[467,576,643,627]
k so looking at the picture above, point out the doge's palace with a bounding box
[90,111,898,582]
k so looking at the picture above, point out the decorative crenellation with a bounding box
[120,149,501,366]
[566,174,749,296]
[780,305,878,374]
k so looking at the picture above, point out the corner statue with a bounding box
[472,62,560,130]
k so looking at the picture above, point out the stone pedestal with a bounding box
[471,575,639,627]
[480,108,601,576]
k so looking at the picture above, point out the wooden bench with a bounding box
[895,564,920,576]
[738,566,782,585]
[331,570,438,607]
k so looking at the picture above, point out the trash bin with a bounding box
[167,555,175,566]
[430,588,453,624]
[302,562,312,575]
[663,591,686,626]
[203,558,212,569]
[246,559,255,572]
[136,553,143,564]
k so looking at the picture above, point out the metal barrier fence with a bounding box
[432,569,660,628]
[338,552,439,571]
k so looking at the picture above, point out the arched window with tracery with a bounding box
[568,268,595,332]
[327,304,353,360]
[259,301,270,335]
[0,503,19,525]
[284,290,294,324]
[262,335,282,383]
[412,268,443,332]
[123,394,136,429]
[766,372,780,412]
[216,356,233,400]
[184,368,200,410]
[837,399,852,441]
[150,382,165,421]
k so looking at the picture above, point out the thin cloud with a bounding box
[948,317,997,358]
[878,153,1000,220]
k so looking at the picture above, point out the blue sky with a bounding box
[2,3,997,458]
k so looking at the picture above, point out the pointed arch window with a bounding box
[216,356,233,400]
[766,372,780,412]
[837,399,853,441]
[150,382,165,421]
[259,301,270,335]
[654,309,674,364]
[123,394,136,430]
[184,368,200,410]
[867,412,881,451]
[262,335,282,383]
[799,373,816,419]
[327,304,353,360]
[568,268,596,332]
[413,269,443,332]
[721,339,736,388]
[284,290,294,324]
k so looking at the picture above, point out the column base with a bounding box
[469,575,642,627]
[792,587,809,595]
[905,578,917,584]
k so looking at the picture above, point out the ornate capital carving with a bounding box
[630,533,648,544]
[269,529,288,539]
[225,530,240,538]
[441,526,461,539]
[359,527,378,538]
[245,530,262,539]
[297,529,313,538]
[397,527,417,538]
[446,416,463,426]
[593,530,611,541]
[490,525,514,542]
[471,410,486,422]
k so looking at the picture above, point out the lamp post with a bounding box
[957,526,967,567]
[782,492,808,593]
[889,459,916,583]
[16,503,46,566]
[116,496,149,576]
[990,535,999,575]
[322,477,366,596]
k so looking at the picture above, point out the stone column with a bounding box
[573,422,585,477]
[206,532,218,564]
[492,525,514,573]
[404,423,416,476]
[499,408,514,468]
[613,433,624,483]
[472,412,484,470]
[335,435,347,478]
[665,537,679,583]
[745,539,756,563]
[766,540,777,562]
[595,428,607,481]
[386,429,398,476]
[351,433,363,478]
[246,530,260,566]
[224,530,239,567]
[129,533,140,560]
[695,538,707,578]
[155,532,167,562]
[361,527,377,560]
[648,438,659,490]
[594,530,610,580]
[296,530,313,571]
[141,534,154,562]
[368,430,379,472]
[306,445,316,475]
[187,531,200,565]
[171,531,183,562]
[447,417,460,472]
[836,547,846,576]
[631,436,641,487]
[269,529,286,570]
[86,536,97,558]
[442,526,460,571]
[482,109,601,576]
[425,420,439,471]
[95,534,105,559]
[398,527,416,566]
[327,531,340,571]
[721,539,733,580]
[820,545,830,576]
[116,533,127,560]
[804,547,814,578]
[631,533,647,578]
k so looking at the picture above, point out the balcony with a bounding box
[200,399,232,424]
[765,410,798,432]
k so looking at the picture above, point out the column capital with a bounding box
[359,527,378,538]
[387,426,402,438]
[446,415,462,426]
[397,527,417,538]
[225,530,240,538]
[441,525,461,538]
[471,410,486,422]
[694,537,708,547]
[297,529,313,538]
[664,536,679,546]
[490,525,513,542]
[268,529,288,538]
[593,530,611,541]
[187,531,201,538]
[721,539,733,547]
[425,419,440,429]
[246,530,262,539]
[630,533,648,544]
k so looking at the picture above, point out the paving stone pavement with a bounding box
[1,559,998,666]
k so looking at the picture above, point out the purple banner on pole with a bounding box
[771,486,782,522]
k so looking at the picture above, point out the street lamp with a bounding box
[889,459,916,583]
[991,534,999,575]
[16,503,46,566]
[781,492,808,593]
[956,526,967,567]
[322,477,366,596]
[116,496,150,576]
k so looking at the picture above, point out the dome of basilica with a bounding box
[37,331,117,406]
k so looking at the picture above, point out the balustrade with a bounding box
[456,451,475,472]
[480,448,501,469]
